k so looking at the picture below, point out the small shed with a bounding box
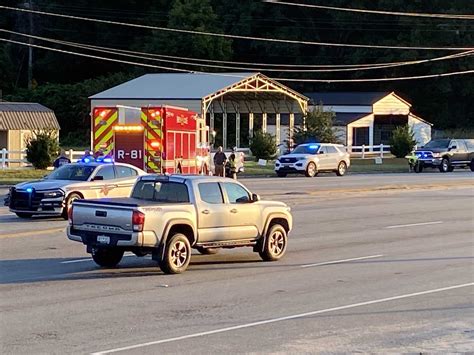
[0,103,60,167]
[305,92,432,149]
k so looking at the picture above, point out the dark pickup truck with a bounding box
[413,138,474,173]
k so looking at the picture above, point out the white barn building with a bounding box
[306,92,432,149]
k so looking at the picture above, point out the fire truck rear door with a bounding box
[114,129,145,170]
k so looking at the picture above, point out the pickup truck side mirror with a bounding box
[449,146,457,150]
[93,176,104,181]
[251,193,260,202]
[319,151,324,154]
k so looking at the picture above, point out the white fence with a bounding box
[348,144,391,159]
[1,149,86,169]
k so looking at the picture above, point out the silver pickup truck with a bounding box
[67,175,292,274]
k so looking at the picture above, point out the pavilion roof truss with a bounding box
[202,74,308,114]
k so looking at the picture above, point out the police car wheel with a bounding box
[62,193,82,219]
[414,163,423,173]
[336,161,347,176]
[16,212,33,218]
[305,162,317,177]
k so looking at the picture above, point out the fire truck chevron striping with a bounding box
[93,107,118,154]
[91,105,210,175]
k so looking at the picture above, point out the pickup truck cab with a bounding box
[413,138,474,173]
[67,175,292,274]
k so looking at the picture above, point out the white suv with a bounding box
[275,143,350,177]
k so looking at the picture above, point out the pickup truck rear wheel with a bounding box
[197,247,219,255]
[259,224,288,261]
[91,248,124,268]
[470,160,474,172]
[159,233,191,274]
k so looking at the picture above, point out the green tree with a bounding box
[250,130,277,160]
[293,105,337,145]
[26,131,60,169]
[389,125,417,158]
[142,0,232,64]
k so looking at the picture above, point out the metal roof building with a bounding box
[305,91,432,148]
[0,103,60,167]
[90,72,308,148]
[0,103,60,130]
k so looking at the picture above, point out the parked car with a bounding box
[412,138,474,173]
[5,161,146,219]
[275,143,350,177]
[67,175,292,274]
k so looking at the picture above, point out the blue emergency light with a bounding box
[26,187,33,193]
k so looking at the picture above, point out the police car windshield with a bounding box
[45,164,96,181]
[291,144,320,154]
[423,139,450,149]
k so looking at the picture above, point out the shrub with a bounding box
[250,130,277,161]
[293,104,337,145]
[26,131,60,169]
[389,125,417,158]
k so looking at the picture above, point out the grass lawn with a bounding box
[243,158,409,176]
[0,169,49,186]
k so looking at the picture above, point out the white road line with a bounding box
[60,253,135,264]
[91,282,474,355]
[385,221,443,229]
[301,254,384,268]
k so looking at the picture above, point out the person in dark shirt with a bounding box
[213,146,227,177]
[53,149,71,169]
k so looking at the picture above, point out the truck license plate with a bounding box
[97,235,110,244]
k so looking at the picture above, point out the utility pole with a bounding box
[24,0,33,89]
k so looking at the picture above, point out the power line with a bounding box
[276,70,474,83]
[1,5,473,51]
[1,37,472,83]
[263,0,474,20]
[3,29,473,73]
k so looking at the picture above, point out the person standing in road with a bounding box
[228,147,238,180]
[213,146,227,177]
[53,149,71,169]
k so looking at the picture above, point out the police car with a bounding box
[5,159,146,219]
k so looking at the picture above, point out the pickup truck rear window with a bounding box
[131,181,190,203]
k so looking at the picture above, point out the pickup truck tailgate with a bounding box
[70,199,138,245]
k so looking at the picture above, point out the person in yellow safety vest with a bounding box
[405,151,419,172]
[228,148,238,180]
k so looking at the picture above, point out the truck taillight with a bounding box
[68,205,74,225]
[132,210,145,232]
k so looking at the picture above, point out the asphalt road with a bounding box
[0,174,473,354]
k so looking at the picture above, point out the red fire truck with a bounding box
[91,105,210,174]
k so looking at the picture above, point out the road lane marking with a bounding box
[61,253,135,264]
[301,254,384,268]
[0,227,65,239]
[385,221,443,229]
[92,282,474,354]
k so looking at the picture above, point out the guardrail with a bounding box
[348,144,391,159]
[1,148,86,169]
